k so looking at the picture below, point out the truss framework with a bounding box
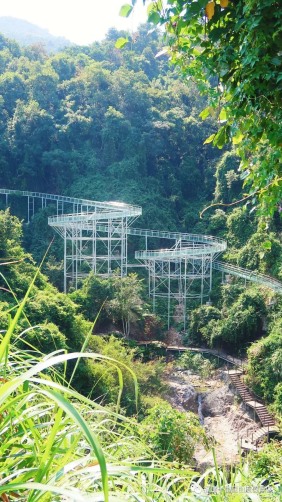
[136,239,216,329]
[2,188,282,331]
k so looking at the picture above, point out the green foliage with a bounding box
[249,441,282,484]
[273,383,282,416]
[17,322,67,353]
[207,209,227,237]
[24,289,91,348]
[247,317,282,406]
[0,208,23,258]
[188,305,221,346]
[141,401,208,464]
[106,273,144,337]
[70,272,114,323]
[177,351,215,378]
[71,334,166,415]
[236,231,282,279]
[0,203,281,499]
[225,207,256,248]
[214,151,241,205]
[130,0,282,216]
[193,287,267,351]
[0,26,223,236]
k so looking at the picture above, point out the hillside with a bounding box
[0,19,281,499]
[0,16,71,52]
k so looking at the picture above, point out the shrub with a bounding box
[141,402,208,464]
[177,351,215,378]
[249,441,282,484]
[17,321,67,353]
[247,318,282,404]
[188,305,221,346]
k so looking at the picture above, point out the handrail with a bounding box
[0,188,142,217]
[2,188,281,295]
[213,260,282,294]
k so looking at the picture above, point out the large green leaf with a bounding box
[119,4,133,18]
[115,37,129,49]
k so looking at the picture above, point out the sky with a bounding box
[0,0,147,45]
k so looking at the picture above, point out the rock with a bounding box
[183,393,199,414]
[201,386,234,417]
[165,370,263,470]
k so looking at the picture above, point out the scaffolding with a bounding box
[49,210,141,291]
[1,188,282,330]
[135,235,226,329]
[0,189,142,291]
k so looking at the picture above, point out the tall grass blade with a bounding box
[41,389,108,500]
[0,241,53,362]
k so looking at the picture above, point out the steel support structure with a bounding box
[136,239,216,330]
[49,211,140,292]
[2,188,282,332]
[57,217,129,290]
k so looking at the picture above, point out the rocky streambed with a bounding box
[164,369,261,471]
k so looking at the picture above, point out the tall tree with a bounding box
[120,1,282,217]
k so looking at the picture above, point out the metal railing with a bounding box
[213,260,282,293]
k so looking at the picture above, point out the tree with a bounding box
[121,1,282,217]
[106,273,144,337]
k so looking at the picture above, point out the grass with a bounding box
[0,258,280,500]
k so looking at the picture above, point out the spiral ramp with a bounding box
[1,188,281,328]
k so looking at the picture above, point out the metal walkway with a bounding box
[213,261,282,294]
[1,188,282,329]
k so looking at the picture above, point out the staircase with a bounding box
[253,404,276,427]
[225,369,280,451]
[228,371,253,402]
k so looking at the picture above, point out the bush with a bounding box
[249,441,282,484]
[177,351,215,378]
[70,273,114,323]
[188,305,221,346]
[247,318,282,404]
[274,383,282,416]
[72,335,166,415]
[200,288,266,351]
[141,401,208,464]
[17,322,67,353]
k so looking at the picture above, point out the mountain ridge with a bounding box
[0,16,72,53]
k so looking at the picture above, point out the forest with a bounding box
[0,4,281,500]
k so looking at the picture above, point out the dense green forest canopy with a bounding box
[0,19,281,499]
[122,0,282,218]
[0,24,224,231]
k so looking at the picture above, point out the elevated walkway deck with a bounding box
[213,260,282,294]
